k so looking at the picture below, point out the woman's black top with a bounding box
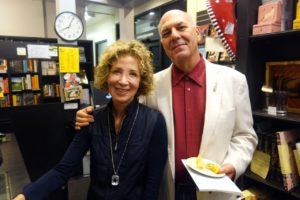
[23,98,168,200]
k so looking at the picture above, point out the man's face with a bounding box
[159,11,200,66]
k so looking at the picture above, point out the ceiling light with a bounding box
[85,12,91,21]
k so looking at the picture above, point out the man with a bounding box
[75,10,257,200]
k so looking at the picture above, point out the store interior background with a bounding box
[0,0,206,64]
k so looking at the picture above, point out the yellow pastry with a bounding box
[196,155,220,174]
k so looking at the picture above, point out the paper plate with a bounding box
[186,157,226,178]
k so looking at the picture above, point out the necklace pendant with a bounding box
[111,174,119,186]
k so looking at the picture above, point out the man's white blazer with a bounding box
[145,59,257,200]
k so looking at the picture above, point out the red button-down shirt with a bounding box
[172,57,206,182]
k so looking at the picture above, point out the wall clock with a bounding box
[54,11,84,42]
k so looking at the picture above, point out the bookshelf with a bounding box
[0,37,93,107]
[236,0,300,199]
[0,36,94,133]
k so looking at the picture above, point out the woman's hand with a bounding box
[75,106,94,130]
[13,194,26,200]
[219,163,236,180]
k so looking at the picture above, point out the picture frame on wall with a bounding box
[265,60,300,113]
[206,51,219,62]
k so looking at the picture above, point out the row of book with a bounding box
[43,84,60,97]
[11,75,40,91]
[255,121,300,191]
[9,59,39,74]
[12,92,40,106]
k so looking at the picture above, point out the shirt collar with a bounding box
[172,55,205,87]
[107,97,139,115]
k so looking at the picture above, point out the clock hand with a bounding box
[59,26,70,32]
[68,16,75,28]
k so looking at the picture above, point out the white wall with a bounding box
[0,0,45,37]
[0,0,177,64]
[86,15,116,64]
[0,0,86,39]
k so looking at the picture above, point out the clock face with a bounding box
[54,11,84,41]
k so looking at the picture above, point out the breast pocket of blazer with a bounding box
[217,109,235,136]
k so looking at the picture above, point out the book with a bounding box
[79,47,86,63]
[276,128,300,191]
[0,95,10,107]
[0,59,7,73]
[22,92,34,106]
[3,78,9,93]
[280,0,293,31]
[10,60,23,73]
[31,75,40,90]
[25,74,32,90]
[267,132,282,183]
[80,88,91,105]
[41,61,58,75]
[295,142,300,177]
[11,77,23,91]
[0,77,4,93]
[12,94,22,106]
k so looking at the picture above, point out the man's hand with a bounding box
[13,194,26,200]
[219,163,236,180]
[75,106,94,130]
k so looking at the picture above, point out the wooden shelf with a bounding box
[244,171,300,198]
[253,110,300,124]
[249,29,300,41]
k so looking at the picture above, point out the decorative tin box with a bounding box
[253,1,282,35]
[253,22,281,35]
[258,1,282,24]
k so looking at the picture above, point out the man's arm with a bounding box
[75,106,94,130]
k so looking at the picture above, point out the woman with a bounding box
[14,40,168,200]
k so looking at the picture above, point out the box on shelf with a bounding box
[258,1,282,24]
[253,22,281,35]
[293,19,300,29]
[293,0,300,30]
[253,1,282,35]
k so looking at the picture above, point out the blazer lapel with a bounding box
[200,60,222,155]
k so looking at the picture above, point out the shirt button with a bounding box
[187,88,191,91]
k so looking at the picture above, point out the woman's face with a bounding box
[107,55,141,107]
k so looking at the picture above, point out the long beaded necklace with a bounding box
[107,104,139,186]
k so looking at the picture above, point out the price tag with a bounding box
[267,106,277,115]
